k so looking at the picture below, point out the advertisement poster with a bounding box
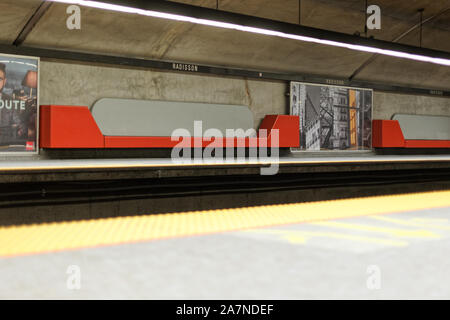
[0,53,39,154]
[290,82,372,151]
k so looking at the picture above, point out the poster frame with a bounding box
[289,81,374,154]
[0,52,40,156]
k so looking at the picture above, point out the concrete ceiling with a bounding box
[0,0,42,44]
[1,0,450,90]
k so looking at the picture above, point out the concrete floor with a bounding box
[1,205,450,299]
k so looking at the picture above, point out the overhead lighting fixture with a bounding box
[48,0,450,67]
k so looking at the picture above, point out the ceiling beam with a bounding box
[13,1,53,47]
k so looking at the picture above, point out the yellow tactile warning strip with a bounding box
[0,190,450,257]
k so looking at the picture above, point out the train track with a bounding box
[0,167,449,209]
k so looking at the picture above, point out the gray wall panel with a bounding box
[392,114,450,140]
[91,98,254,137]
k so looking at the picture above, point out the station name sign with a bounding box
[325,79,346,86]
[172,63,199,72]
[429,90,444,96]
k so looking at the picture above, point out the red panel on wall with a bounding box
[105,136,260,148]
[40,105,104,148]
[372,120,405,148]
[259,115,300,148]
[404,140,450,148]
[40,105,300,149]
[372,119,450,148]
[105,136,184,148]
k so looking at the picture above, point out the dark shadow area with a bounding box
[39,148,291,159]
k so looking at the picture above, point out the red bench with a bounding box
[373,117,450,148]
[39,105,300,149]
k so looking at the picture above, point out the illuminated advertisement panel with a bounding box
[0,53,39,154]
[290,82,372,151]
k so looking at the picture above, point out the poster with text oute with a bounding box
[0,54,39,154]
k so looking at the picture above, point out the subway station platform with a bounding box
[1,190,450,299]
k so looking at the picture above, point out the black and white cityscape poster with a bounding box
[0,53,39,154]
[290,82,373,151]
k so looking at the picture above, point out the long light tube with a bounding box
[49,0,450,67]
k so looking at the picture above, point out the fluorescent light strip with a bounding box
[49,0,450,67]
